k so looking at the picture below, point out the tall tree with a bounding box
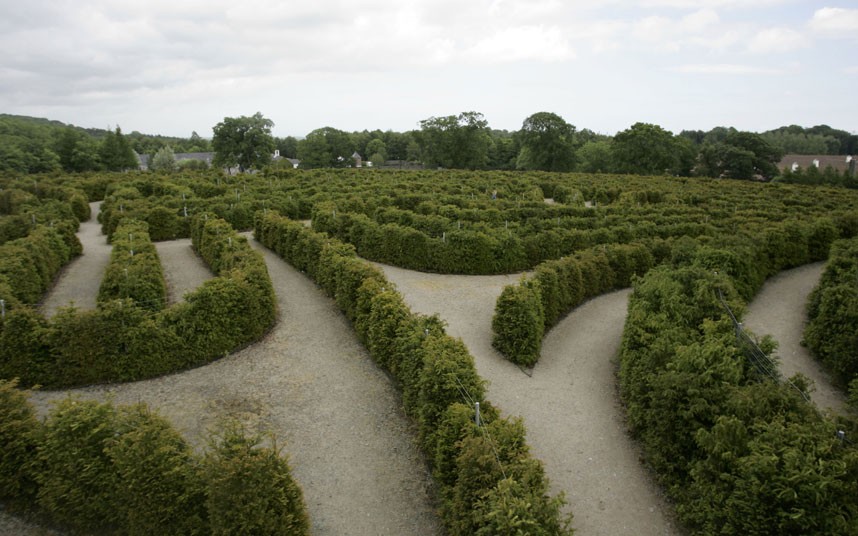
[212,112,275,172]
[296,127,353,169]
[99,126,138,171]
[149,146,178,173]
[417,111,491,169]
[723,131,783,179]
[612,122,691,176]
[516,112,577,172]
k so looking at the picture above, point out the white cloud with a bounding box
[464,26,575,63]
[748,27,809,53]
[681,9,720,32]
[845,66,858,74]
[672,63,783,74]
[640,0,788,8]
[809,7,858,37]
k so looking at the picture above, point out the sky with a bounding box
[0,0,856,139]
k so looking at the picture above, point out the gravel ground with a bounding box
[39,202,111,317]
[743,262,848,415]
[4,220,441,535]
[5,202,841,535]
[154,239,214,304]
[375,264,679,536]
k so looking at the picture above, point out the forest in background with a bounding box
[0,112,855,184]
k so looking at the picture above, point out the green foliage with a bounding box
[0,389,308,535]
[516,112,577,172]
[0,379,39,502]
[492,278,544,367]
[804,238,858,384]
[150,145,178,172]
[35,398,123,532]
[212,112,275,172]
[417,111,492,169]
[99,126,139,171]
[98,219,167,310]
[612,122,690,176]
[254,210,570,534]
[107,404,207,535]
[296,126,354,169]
[203,421,309,536]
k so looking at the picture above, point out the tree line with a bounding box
[2,111,856,182]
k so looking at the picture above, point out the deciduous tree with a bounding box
[212,112,275,172]
[516,112,577,172]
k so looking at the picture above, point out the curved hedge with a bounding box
[255,211,572,535]
[97,219,167,311]
[618,235,858,534]
[0,214,276,388]
[0,379,309,535]
[804,237,858,393]
[492,241,658,366]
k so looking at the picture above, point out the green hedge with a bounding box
[492,242,655,366]
[0,214,276,388]
[618,240,858,534]
[0,380,308,535]
[804,237,858,387]
[97,219,167,311]
[0,223,81,305]
[255,211,572,535]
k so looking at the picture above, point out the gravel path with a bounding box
[154,239,214,304]
[743,262,847,415]
[6,222,442,534]
[39,202,111,317]
[375,265,679,536]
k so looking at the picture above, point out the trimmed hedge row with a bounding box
[311,202,708,275]
[255,211,572,535]
[0,214,276,388]
[0,379,309,535]
[492,242,658,366]
[492,216,846,367]
[0,223,82,305]
[97,219,167,311]
[618,237,858,534]
[804,237,858,392]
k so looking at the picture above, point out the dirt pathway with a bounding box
[743,262,848,415]
[376,264,678,536]
[39,202,111,317]
[13,242,441,536]
[154,239,214,304]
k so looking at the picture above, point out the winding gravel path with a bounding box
[7,198,841,536]
[743,262,847,415]
[375,265,679,536]
[39,202,111,317]
[154,239,214,304]
[9,218,442,535]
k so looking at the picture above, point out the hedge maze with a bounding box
[1,169,858,534]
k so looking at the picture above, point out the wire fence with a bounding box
[717,288,810,403]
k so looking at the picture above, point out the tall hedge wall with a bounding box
[0,214,276,388]
[804,237,858,395]
[97,219,167,311]
[617,231,858,534]
[492,241,657,366]
[492,216,845,367]
[0,379,309,535]
[254,211,572,535]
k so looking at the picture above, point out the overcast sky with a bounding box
[1,0,856,138]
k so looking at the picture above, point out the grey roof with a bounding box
[779,154,855,172]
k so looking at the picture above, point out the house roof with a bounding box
[779,154,854,172]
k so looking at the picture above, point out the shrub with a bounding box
[203,421,309,536]
[35,398,123,532]
[0,379,39,502]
